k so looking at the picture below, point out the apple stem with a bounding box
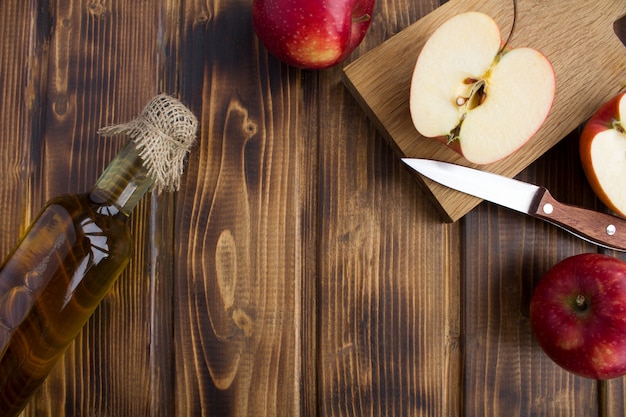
[499,0,518,54]
[575,294,588,311]
[352,14,371,24]
[613,118,624,134]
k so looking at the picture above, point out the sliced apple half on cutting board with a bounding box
[409,11,556,165]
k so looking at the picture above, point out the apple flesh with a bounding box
[530,253,626,380]
[580,91,626,218]
[409,12,556,165]
[252,0,375,70]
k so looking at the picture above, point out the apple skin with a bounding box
[580,91,626,217]
[252,0,375,70]
[530,253,626,380]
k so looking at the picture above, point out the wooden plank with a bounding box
[606,369,626,416]
[0,0,48,414]
[317,0,463,415]
[173,0,304,415]
[343,0,626,222]
[11,1,178,415]
[602,226,626,411]
[0,0,48,259]
[300,70,321,417]
[462,132,601,416]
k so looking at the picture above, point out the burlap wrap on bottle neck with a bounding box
[98,94,198,192]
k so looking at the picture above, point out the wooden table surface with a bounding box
[1,0,625,416]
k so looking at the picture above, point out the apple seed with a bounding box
[455,79,487,110]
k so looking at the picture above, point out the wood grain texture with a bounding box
[462,133,602,417]
[0,0,49,258]
[5,1,179,416]
[316,0,463,415]
[173,0,303,415]
[343,0,626,222]
[0,1,51,410]
[1,0,626,416]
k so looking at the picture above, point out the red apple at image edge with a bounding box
[530,253,626,380]
[580,91,626,218]
[252,0,375,70]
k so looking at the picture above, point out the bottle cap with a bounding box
[98,94,198,192]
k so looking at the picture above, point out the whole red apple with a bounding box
[252,0,375,70]
[580,91,626,218]
[530,253,626,379]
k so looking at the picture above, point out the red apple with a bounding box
[580,91,626,218]
[530,253,626,379]
[409,12,555,165]
[252,0,375,70]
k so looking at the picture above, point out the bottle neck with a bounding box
[89,140,154,216]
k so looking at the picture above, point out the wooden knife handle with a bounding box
[531,188,626,251]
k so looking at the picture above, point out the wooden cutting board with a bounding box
[343,0,626,222]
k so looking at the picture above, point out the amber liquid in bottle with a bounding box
[0,141,154,416]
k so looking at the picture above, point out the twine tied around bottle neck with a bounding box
[97,94,198,192]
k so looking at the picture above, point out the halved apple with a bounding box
[580,91,626,218]
[409,11,556,165]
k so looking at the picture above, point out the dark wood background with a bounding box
[0,0,625,416]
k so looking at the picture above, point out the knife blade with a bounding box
[402,158,626,252]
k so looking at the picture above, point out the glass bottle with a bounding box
[0,139,154,416]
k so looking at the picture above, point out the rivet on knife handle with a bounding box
[531,188,626,251]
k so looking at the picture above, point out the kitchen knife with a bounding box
[402,158,626,252]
